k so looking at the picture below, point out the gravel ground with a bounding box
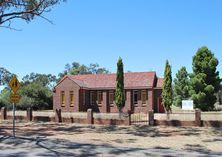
[0,121,222,156]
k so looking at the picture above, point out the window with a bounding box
[133,90,138,104]
[141,90,147,104]
[109,91,114,105]
[90,91,96,105]
[61,91,65,107]
[97,91,103,104]
[70,91,74,107]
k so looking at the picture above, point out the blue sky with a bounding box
[1,0,222,80]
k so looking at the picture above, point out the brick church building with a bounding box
[53,72,164,113]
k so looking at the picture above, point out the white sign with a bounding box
[182,100,194,110]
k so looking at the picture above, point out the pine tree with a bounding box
[115,57,125,112]
[190,46,221,111]
[162,60,173,112]
[173,67,190,107]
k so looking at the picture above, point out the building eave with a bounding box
[85,86,153,90]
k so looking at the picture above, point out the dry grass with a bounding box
[0,122,222,153]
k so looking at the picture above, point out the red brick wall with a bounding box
[79,89,88,112]
[203,121,222,127]
[53,78,156,113]
[148,89,154,111]
[153,89,163,113]
[85,90,90,110]
[132,89,154,113]
[154,120,196,127]
[94,118,130,125]
[109,90,131,113]
[85,90,120,113]
[97,91,108,113]
[62,117,88,124]
[123,90,132,112]
[102,91,108,112]
[53,78,80,112]
[108,89,154,113]
[109,105,119,112]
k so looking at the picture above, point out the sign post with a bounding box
[9,76,21,138]
[13,102,15,137]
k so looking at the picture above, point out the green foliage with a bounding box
[162,60,173,112]
[22,73,56,88]
[0,88,11,109]
[218,87,222,105]
[190,46,221,111]
[173,67,190,107]
[0,0,66,28]
[59,62,110,79]
[0,73,56,110]
[17,80,53,110]
[115,57,125,112]
[0,67,14,86]
[0,67,14,109]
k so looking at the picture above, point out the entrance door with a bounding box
[158,97,165,113]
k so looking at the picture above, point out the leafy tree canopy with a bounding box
[0,88,11,108]
[189,46,221,111]
[173,66,190,107]
[58,62,110,79]
[0,67,14,86]
[0,72,56,110]
[22,72,56,88]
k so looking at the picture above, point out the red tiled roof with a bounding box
[62,72,157,89]
[156,78,164,88]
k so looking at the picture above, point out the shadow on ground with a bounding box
[0,135,222,157]
[0,135,163,157]
[2,122,222,138]
[1,122,222,156]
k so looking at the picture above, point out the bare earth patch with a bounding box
[0,121,222,156]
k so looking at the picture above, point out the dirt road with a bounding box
[0,122,222,156]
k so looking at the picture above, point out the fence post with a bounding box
[128,110,131,125]
[27,108,33,122]
[1,107,7,120]
[87,109,93,124]
[149,110,154,126]
[55,109,62,123]
[195,109,201,127]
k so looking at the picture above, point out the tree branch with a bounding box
[0,0,65,29]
